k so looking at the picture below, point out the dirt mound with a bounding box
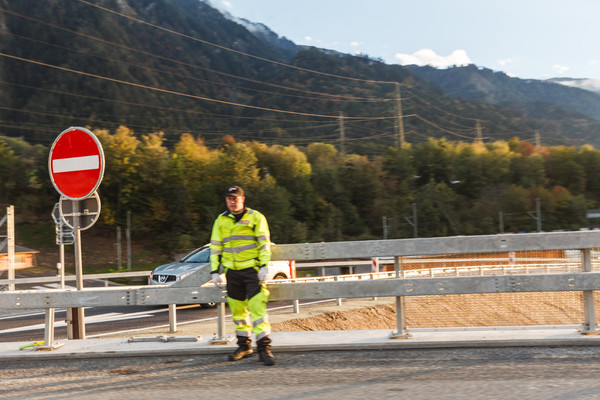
[272,304,398,332]
[271,292,586,332]
[111,292,588,338]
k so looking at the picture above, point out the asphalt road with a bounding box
[0,304,218,342]
[2,346,600,399]
[1,269,302,342]
[1,269,221,342]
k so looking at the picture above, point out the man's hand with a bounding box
[211,273,222,287]
[258,267,268,282]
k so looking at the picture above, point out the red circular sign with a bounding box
[49,127,105,200]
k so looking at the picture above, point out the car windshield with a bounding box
[181,246,211,263]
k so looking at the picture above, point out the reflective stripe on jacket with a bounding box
[210,208,271,272]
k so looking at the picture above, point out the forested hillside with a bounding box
[2,130,599,254]
[1,0,599,154]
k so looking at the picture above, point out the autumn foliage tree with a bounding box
[5,129,600,255]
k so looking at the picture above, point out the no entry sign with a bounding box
[49,127,105,200]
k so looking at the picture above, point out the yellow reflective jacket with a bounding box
[210,208,271,272]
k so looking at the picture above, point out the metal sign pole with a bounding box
[72,200,86,339]
[59,243,65,289]
[6,206,15,291]
[49,127,104,344]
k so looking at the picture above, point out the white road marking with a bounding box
[87,299,339,338]
[44,283,76,289]
[2,300,339,337]
[31,284,76,290]
[0,310,66,320]
[0,310,156,334]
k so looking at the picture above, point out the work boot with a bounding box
[257,336,275,366]
[228,336,253,361]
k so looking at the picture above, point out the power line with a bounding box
[76,0,400,85]
[0,8,393,102]
[0,52,396,120]
[0,80,371,125]
[412,114,478,140]
[0,30,392,105]
[404,88,482,124]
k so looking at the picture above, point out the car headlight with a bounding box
[179,270,193,280]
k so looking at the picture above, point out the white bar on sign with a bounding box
[53,155,99,173]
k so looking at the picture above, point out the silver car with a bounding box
[150,245,212,285]
[149,244,215,307]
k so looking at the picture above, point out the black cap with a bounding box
[225,185,244,197]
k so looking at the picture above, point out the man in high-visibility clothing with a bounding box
[210,185,275,365]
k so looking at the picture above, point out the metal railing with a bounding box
[3,230,600,347]
[0,271,151,289]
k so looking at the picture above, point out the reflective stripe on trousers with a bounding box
[227,285,271,337]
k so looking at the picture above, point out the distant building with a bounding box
[0,243,38,270]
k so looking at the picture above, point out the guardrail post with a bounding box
[292,279,300,313]
[210,302,233,344]
[66,308,73,339]
[370,273,378,300]
[390,256,411,339]
[45,308,54,344]
[334,276,342,306]
[37,308,63,350]
[168,304,177,332]
[581,248,599,334]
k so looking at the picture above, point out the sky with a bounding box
[207,0,600,83]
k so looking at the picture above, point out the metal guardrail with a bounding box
[2,262,588,289]
[2,231,600,345]
[0,271,150,287]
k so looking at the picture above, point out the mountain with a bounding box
[406,65,600,120]
[1,0,599,152]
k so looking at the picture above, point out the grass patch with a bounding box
[15,223,56,250]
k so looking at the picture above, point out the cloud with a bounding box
[394,49,472,68]
[554,78,600,94]
[553,64,570,75]
[498,58,516,66]
[203,0,232,12]
[350,41,361,47]
[304,36,313,42]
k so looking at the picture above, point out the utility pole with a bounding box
[412,203,417,238]
[126,211,132,271]
[117,226,122,269]
[526,198,542,232]
[475,119,483,144]
[395,83,405,148]
[382,216,388,240]
[339,111,346,156]
[536,197,542,232]
[403,203,418,237]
